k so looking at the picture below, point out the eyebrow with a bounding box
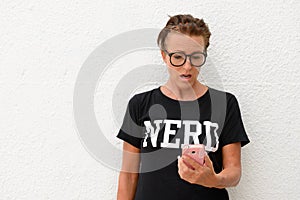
[172,49,204,53]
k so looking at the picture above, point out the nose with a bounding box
[182,57,193,70]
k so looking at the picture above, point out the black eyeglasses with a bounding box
[163,50,207,67]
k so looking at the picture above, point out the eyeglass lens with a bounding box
[170,52,205,67]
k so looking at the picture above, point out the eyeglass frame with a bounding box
[162,49,207,68]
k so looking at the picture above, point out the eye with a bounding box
[192,56,201,59]
[192,53,204,59]
[173,53,185,60]
[174,55,183,59]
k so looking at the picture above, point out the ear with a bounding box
[160,50,167,64]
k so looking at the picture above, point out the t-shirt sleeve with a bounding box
[116,94,143,149]
[219,93,250,147]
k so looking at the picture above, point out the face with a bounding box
[161,32,206,88]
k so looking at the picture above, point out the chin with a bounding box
[177,79,196,88]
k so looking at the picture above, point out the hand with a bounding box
[177,154,220,188]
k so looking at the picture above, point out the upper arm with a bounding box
[121,141,141,173]
[222,142,241,171]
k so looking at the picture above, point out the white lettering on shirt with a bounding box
[143,120,162,147]
[142,119,220,152]
[203,121,219,152]
[181,120,201,148]
[160,119,181,148]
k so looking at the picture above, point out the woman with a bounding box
[116,14,250,200]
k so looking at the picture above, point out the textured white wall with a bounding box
[1,0,299,199]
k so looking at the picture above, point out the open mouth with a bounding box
[180,74,192,79]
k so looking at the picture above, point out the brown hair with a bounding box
[157,14,211,51]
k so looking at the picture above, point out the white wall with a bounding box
[1,0,299,199]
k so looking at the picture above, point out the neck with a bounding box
[162,80,207,101]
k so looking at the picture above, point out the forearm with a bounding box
[117,171,139,200]
[214,167,241,189]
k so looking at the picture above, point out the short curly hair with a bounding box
[157,14,211,51]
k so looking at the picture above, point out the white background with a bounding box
[1,0,299,199]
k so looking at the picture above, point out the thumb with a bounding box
[204,154,213,169]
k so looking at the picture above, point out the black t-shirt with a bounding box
[117,86,250,200]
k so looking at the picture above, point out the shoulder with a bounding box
[128,87,158,105]
[207,86,237,103]
[207,87,243,116]
[131,87,158,100]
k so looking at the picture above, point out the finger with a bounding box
[178,156,188,172]
[178,156,184,169]
[182,155,202,170]
[179,156,193,171]
[178,157,191,179]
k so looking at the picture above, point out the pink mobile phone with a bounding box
[182,144,206,169]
